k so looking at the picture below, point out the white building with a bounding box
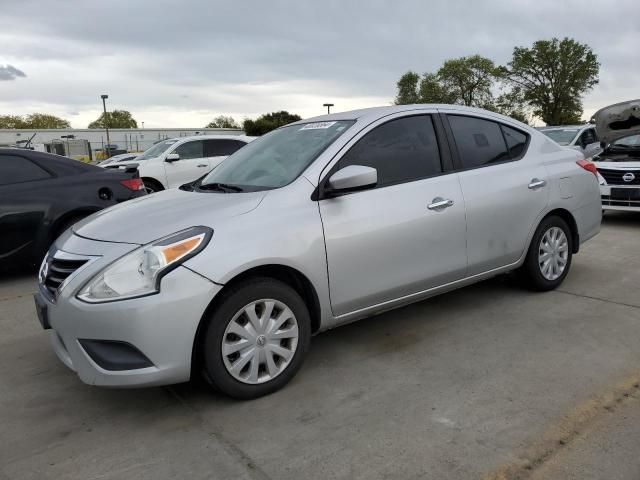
[0,127,244,159]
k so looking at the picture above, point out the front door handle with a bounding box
[528,178,546,189]
[197,164,208,168]
[427,197,454,211]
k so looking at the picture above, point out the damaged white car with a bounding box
[593,100,640,211]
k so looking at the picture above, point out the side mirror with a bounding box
[325,165,377,197]
[165,153,180,162]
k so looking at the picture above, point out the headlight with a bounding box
[77,226,212,303]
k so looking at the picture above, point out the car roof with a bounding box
[0,148,100,175]
[165,134,256,142]
[289,104,534,131]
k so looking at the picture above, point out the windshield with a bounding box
[200,120,355,191]
[540,128,580,146]
[136,139,178,160]
[611,134,640,148]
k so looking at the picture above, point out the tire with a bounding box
[142,178,163,194]
[201,277,311,400]
[518,215,573,291]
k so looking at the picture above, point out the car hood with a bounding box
[73,188,266,244]
[594,99,640,144]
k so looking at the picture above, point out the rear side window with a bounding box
[174,140,204,159]
[0,155,51,186]
[205,139,247,157]
[501,125,528,159]
[448,115,510,169]
[336,115,442,187]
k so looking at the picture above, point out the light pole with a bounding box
[323,103,334,115]
[141,121,144,129]
[101,94,111,157]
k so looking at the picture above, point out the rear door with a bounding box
[0,153,53,265]
[204,139,248,171]
[164,140,207,187]
[319,114,467,316]
[443,113,548,274]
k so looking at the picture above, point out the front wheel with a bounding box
[518,216,573,291]
[201,278,311,399]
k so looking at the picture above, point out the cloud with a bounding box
[0,64,27,81]
[0,0,638,127]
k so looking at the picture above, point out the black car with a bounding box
[0,148,146,270]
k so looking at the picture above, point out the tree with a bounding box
[395,56,499,108]
[88,110,137,128]
[0,115,26,128]
[395,71,421,105]
[437,55,498,108]
[205,115,239,129]
[23,113,70,128]
[0,113,70,128]
[243,111,302,136]
[502,37,599,125]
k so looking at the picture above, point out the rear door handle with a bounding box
[528,178,546,189]
[427,197,454,211]
[197,164,208,168]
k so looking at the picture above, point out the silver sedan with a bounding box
[35,105,602,399]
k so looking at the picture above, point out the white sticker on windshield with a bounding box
[299,121,336,130]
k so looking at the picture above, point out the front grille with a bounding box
[43,257,88,298]
[597,168,640,185]
[601,195,640,208]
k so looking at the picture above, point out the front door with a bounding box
[164,140,208,187]
[319,114,467,316]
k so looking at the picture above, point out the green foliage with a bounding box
[0,113,70,128]
[437,55,498,107]
[205,115,239,129]
[88,110,138,128]
[242,111,302,136]
[502,37,599,125]
[395,71,421,105]
[395,56,499,108]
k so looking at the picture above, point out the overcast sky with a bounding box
[1,0,638,128]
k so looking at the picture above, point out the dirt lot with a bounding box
[1,212,639,480]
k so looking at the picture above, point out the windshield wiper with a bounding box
[198,182,244,193]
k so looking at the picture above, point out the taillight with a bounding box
[120,178,144,191]
[576,159,598,177]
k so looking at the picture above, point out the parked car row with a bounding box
[101,135,255,193]
[34,104,602,399]
[0,149,145,271]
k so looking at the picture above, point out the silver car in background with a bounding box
[539,124,602,158]
[35,105,602,399]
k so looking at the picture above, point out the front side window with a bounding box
[0,155,51,186]
[201,120,354,191]
[205,139,247,157]
[581,128,596,145]
[174,140,204,160]
[336,115,442,187]
[448,115,510,168]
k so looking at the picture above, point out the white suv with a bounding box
[104,135,255,193]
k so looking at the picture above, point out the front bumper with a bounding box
[600,185,640,211]
[37,233,221,388]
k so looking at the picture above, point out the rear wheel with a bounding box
[519,216,573,291]
[142,178,163,194]
[201,278,311,399]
